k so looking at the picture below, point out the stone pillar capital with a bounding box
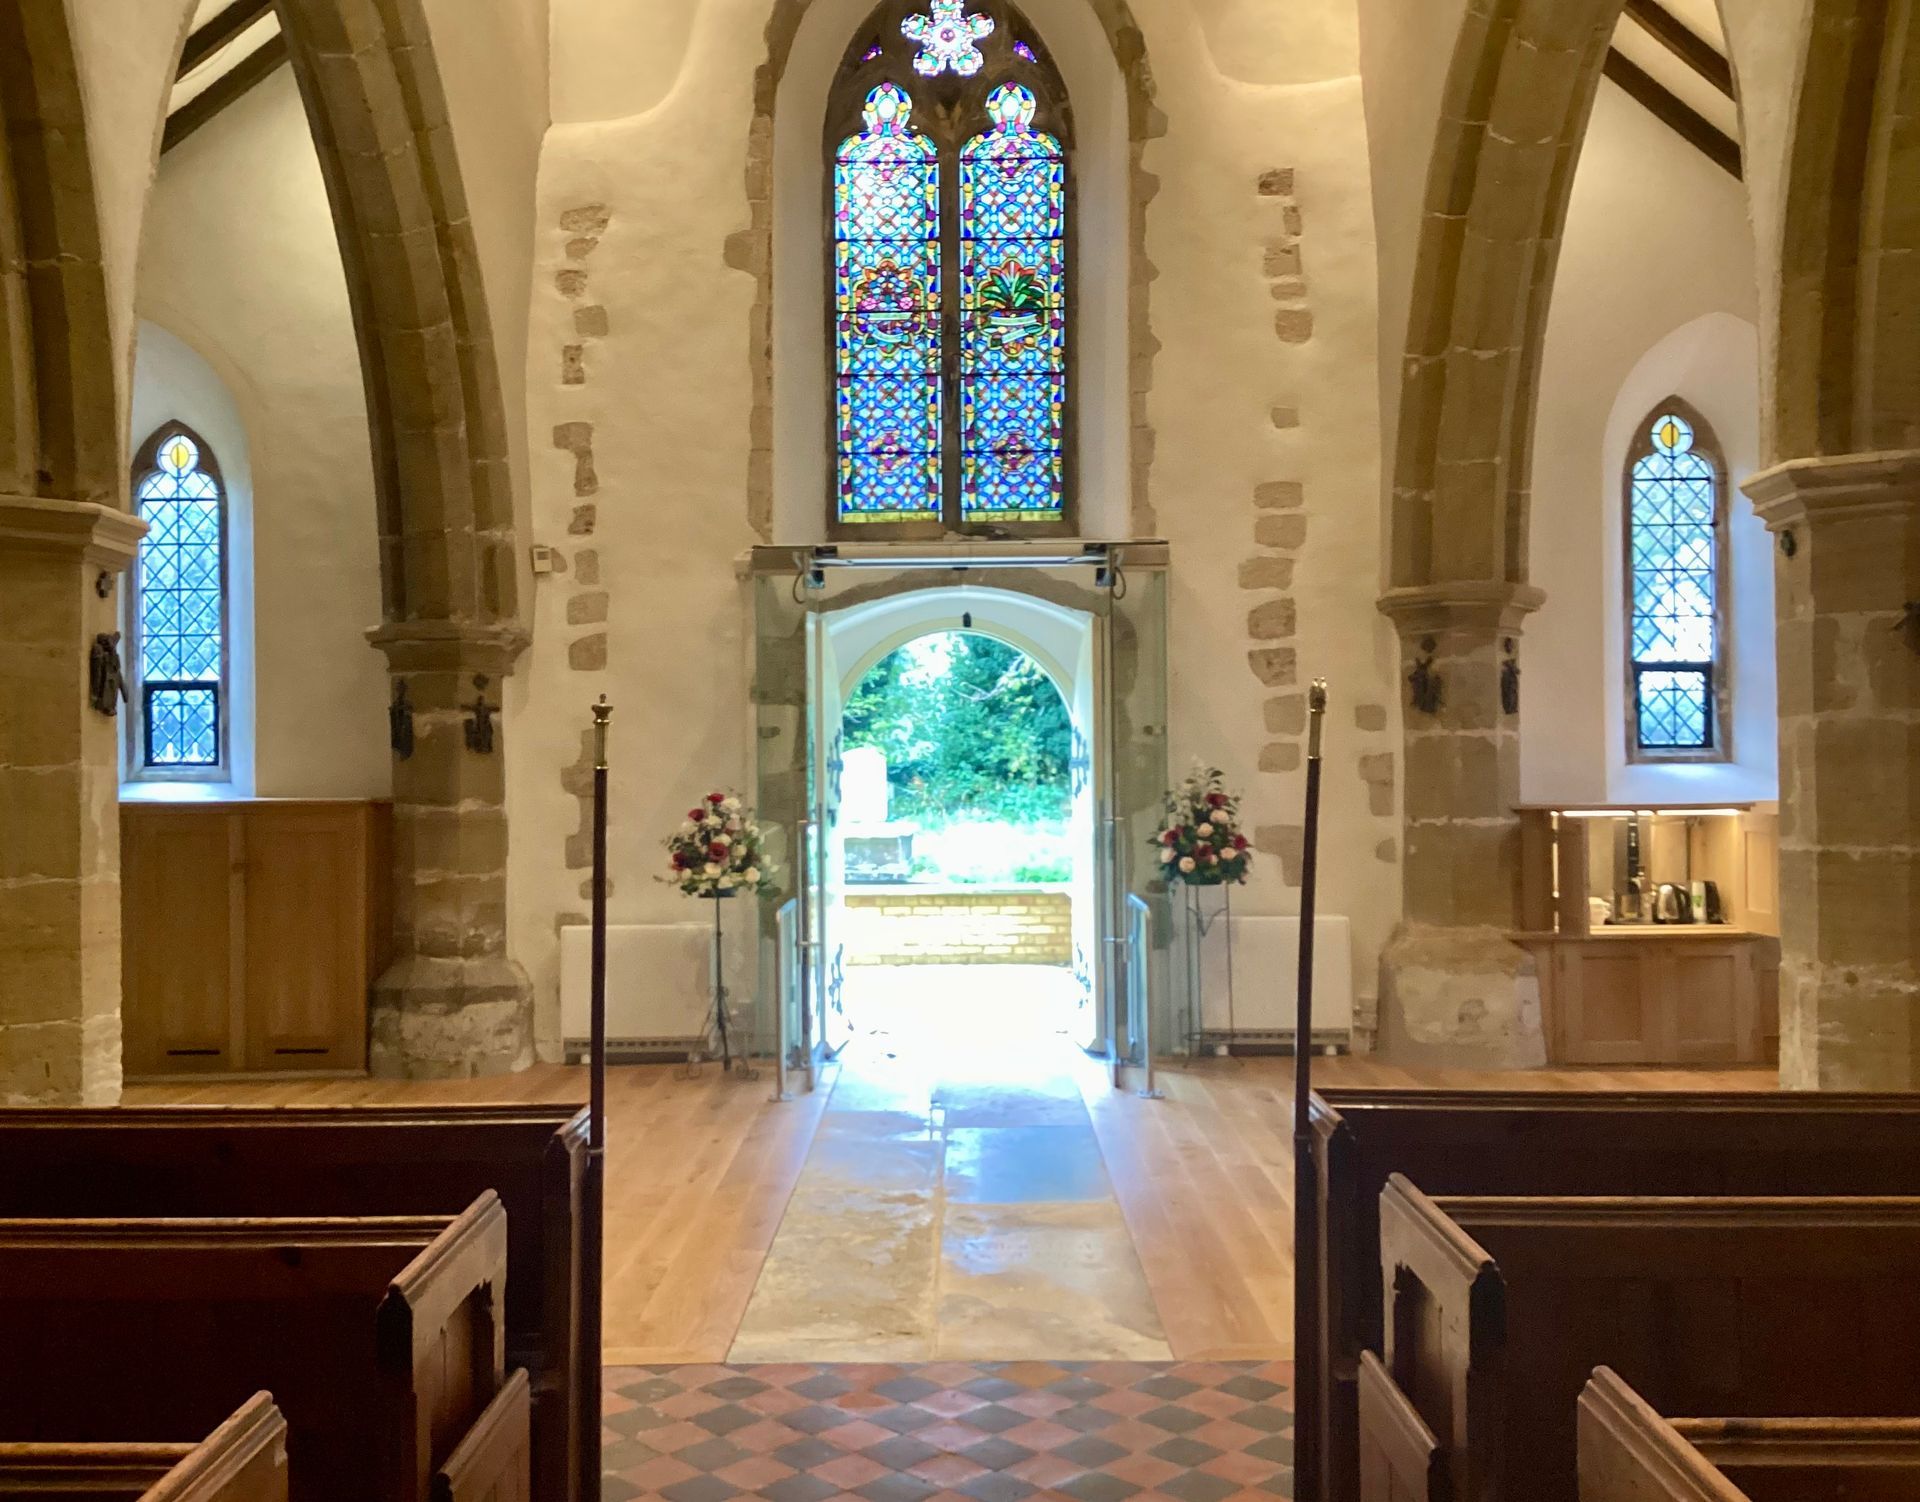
[367,618,532,677]
[0,494,145,571]
[1744,449,1920,530]
[1376,580,1546,639]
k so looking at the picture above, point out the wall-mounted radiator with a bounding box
[1189,914,1354,1049]
[559,922,715,1058]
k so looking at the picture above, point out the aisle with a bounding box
[730,967,1171,1363]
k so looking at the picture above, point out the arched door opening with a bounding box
[836,628,1094,1068]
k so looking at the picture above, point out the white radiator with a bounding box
[1194,914,1354,1043]
[559,923,713,1050]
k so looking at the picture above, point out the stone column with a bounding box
[1375,582,1548,1068]
[1745,453,1920,1090]
[368,621,534,1078]
[0,496,144,1103]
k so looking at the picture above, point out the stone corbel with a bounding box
[365,618,533,677]
[1744,449,1920,530]
[0,494,147,572]
[1376,579,1547,637]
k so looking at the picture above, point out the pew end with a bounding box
[433,1369,531,1502]
[1359,1352,1452,1502]
[0,1394,287,1502]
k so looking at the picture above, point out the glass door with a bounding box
[752,561,815,1091]
[807,611,851,1060]
[1096,549,1172,1079]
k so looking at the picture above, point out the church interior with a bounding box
[3,1,1920,1502]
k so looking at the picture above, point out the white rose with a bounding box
[1179,857,1196,874]
[1159,848,1175,865]
[723,796,742,812]
[714,833,732,847]
[744,868,761,884]
[1197,823,1214,839]
[680,821,696,836]
[705,862,722,877]
[718,875,736,891]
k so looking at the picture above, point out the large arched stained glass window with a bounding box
[131,427,227,770]
[830,0,1072,536]
[1627,406,1726,755]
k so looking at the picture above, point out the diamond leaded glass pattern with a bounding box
[135,431,224,768]
[960,83,1066,522]
[836,83,943,524]
[1630,412,1717,751]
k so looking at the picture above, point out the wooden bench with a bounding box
[0,1394,286,1502]
[1579,1368,1920,1502]
[0,1106,586,1502]
[1372,1179,1920,1502]
[1310,1089,1920,1502]
[0,1196,519,1502]
[1359,1352,1449,1502]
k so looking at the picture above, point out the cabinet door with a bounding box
[1668,943,1759,1065]
[1557,946,1657,1064]
[121,808,240,1075]
[239,805,369,1071]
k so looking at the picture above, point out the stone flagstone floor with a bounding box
[601,1359,1295,1502]
[728,969,1168,1362]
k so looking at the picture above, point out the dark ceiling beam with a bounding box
[163,31,289,155]
[1604,47,1742,179]
[1622,0,1737,99]
[177,0,275,79]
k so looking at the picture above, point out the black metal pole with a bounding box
[582,696,611,1502]
[1293,680,1329,1502]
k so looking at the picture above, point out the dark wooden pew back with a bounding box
[0,1395,286,1502]
[0,1198,508,1502]
[1378,1180,1920,1502]
[1579,1368,1920,1502]
[1311,1089,1920,1502]
[0,1106,585,1502]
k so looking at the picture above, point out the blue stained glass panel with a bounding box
[1630,413,1717,751]
[135,431,224,767]
[960,84,1066,522]
[836,82,943,524]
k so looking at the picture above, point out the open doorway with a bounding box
[836,629,1092,1069]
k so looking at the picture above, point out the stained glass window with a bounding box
[1629,410,1720,752]
[830,1,1071,533]
[133,429,225,769]
[960,82,1066,521]
[836,82,943,524]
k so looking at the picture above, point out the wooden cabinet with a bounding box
[121,801,391,1079]
[1527,931,1779,1067]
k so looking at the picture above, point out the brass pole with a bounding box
[1293,679,1329,1502]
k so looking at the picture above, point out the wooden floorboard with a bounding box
[128,1054,1776,1362]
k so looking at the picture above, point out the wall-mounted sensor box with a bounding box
[530,544,560,576]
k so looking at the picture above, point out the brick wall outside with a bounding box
[844,887,1074,966]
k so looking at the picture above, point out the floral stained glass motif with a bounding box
[1630,412,1717,750]
[135,431,224,767]
[902,0,995,76]
[959,83,1066,522]
[836,83,943,523]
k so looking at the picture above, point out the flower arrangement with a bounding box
[664,792,774,898]
[1153,765,1253,887]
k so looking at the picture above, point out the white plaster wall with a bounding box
[1524,81,1775,808]
[126,320,258,796]
[514,0,1397,1053]
[135,71,389,800]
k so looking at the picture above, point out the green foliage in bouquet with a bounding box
[1152,765,1253,888]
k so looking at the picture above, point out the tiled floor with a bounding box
[602,1360,1294,1502]
[729,970,1169,1362]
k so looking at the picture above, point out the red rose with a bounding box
[1161,830,1179,846]
[709,842,727,859]
[708,792,726,804]
[1208,792,1227,807]
[1234,835,1249,850]
[1196,844,1212,858]
[688,809,703,822]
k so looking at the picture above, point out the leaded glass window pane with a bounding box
[135,430,224,768]
[960,82,1066,523]
[835,82,944,524]
[1630,412,1717,752]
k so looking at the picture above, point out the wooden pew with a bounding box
[1359,1352,1450,1502]
[0,1197,515,1502]
[1372,1179,1920,1502]
[1310,1090,1920,1502]
[0,1106,585,1502]
[0,1394,286,1502]
[1579,1368,1920,1502]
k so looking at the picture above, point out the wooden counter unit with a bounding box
[1517,804,1780,1067]
[121,799,391,1079]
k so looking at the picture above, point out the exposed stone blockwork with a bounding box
[0,498,144,1103]
[1376,583,1546,1068]
[1747,453,1920,1089]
